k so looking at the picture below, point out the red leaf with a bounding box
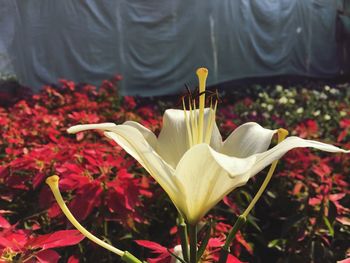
[69,182,102,220]
[68,255,80,263]
[0,215,11,229]
[227,254,245,263]
[337,129,348,142]
[329,193,346,201]
[33,172,46,189]
[0,230,29,250]
[28,230,84,250]
[337,258,350,263]
[0,235,18,249]
[208,238,225,248]
[235,232,253,255]
[35,249,60,263]
[135,240,168,254]
[337,217,350,226]
[308,197,322,206]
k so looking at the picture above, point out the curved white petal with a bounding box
[103,126,179,203]
[123,121,158,149]
[157,109,222,168]
[210,122,223,151]
[221,122,277,158]
[249,136,350,177]
[67,123,117,134]
[173,144,256,224]
[67,122,181,213]
[157,109,189,168]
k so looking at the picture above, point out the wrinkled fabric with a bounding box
[0,0,340,96]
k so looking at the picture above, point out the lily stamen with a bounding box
[191,99,198,145]
[204,99,218,144]
[182,98,193,148]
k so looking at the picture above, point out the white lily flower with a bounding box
[67,68,349,225]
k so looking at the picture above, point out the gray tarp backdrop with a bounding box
[0,0,342,96]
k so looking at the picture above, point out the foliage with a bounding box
[0,80,349,262]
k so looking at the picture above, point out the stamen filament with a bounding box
[183,98,193,148]
[196,68,208,144]
[204,100,218,144]
[188,97,196,145]
[192,99,198,145]
[46,175,124,257]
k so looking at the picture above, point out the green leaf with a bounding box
[323,216,334,237]
[246,215,261,232]
[197,221,212,261]
[267,239,286,251]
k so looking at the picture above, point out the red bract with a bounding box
[0,228,84,263]
[293,119,319,138]
[136,240,171,263]
[136,238,246,263]
[337,118,350,142]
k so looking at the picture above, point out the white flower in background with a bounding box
[324,114,331,121]
[275,85,283,92]
[320,93,328,100]
[330,88,339,95]
[68,68,349,225]
[296,107,304,114]
[288,98,295,104]
[170,245,184,263]
[278,96,288,104]
[313,110,321,117]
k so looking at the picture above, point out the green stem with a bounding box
[218,215,246,263]
[189,224,197,263]
[178,215,189,262]
[121,251,143,263]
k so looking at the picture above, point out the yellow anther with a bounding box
[277,128,289,143]
[46,175,59,186]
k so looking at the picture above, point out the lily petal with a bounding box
[67,123,117,134]
[103,126,179,204]
[68,122,182,214]
[249,136,350,178]
[221,122,277,158]
[157,109,222,168]
[157,109,189,168]
[173,144,256,224]
[123,121,158,149]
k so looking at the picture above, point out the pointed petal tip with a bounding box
[67,123,117,134]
